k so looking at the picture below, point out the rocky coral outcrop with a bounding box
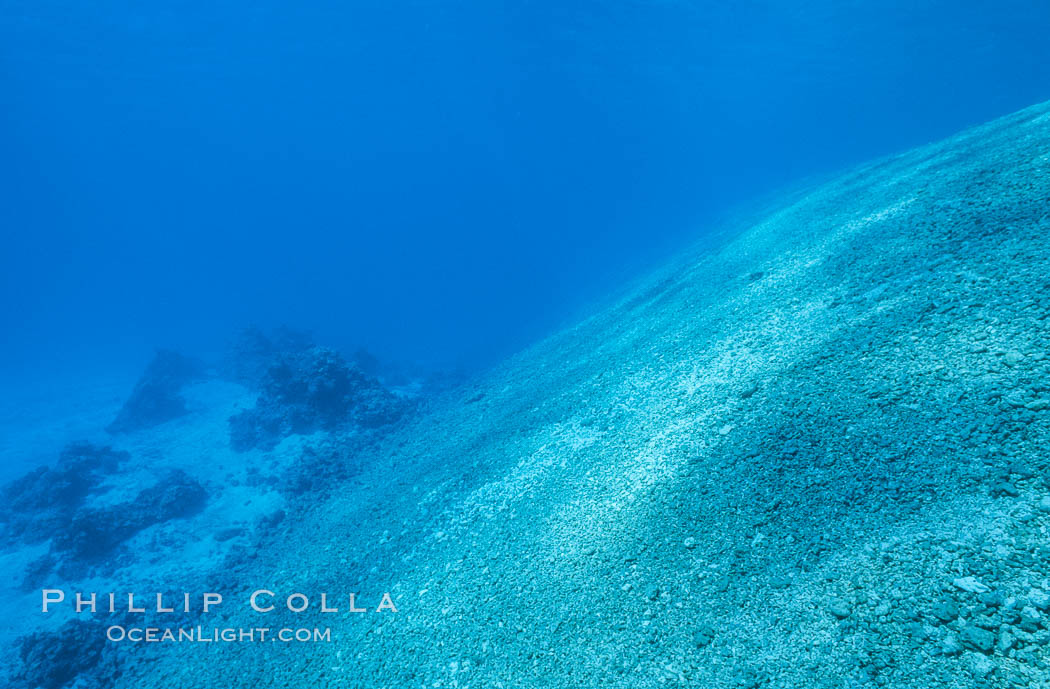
[51,469,207,571]
[228,346,407,451]
[0,443,127,545]
[0,442,208,583]
[13,619,112,689]
[106,349,203,434]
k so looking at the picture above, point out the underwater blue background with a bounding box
[1,0,1049,380]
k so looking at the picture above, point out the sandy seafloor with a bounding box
[4,100,1050,688]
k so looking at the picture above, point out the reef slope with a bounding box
[123,101,1050,688]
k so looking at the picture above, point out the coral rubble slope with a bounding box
[123,101,1050,688]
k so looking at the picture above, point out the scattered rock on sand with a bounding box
[953,576,992,594]
[827,599,851,619]
[959,625,996,654]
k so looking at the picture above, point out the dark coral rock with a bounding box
[130,468,208,523]
[5,443,125,512]
[257,508,286,529]
[20,552,57,591]
[353,384,410,428]
[282,443,358,496]
[51,469,208,566]
[52,507,134,563]
[263,348,362,428]
[0,443,127,545]
[106,350,203,434]
[229,403,286,452]
[229,347,407,451]
[15,619,109,689]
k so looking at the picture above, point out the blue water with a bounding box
[1,0,1048,377]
